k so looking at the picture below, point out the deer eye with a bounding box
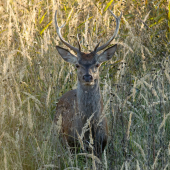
[96,64,100,67]
[76,64,80,68]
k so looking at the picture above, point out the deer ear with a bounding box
[97,44,117,63]
[56,46,78,64]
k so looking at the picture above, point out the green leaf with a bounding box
[39,12,47,24]
[64,5,67,11]
[168,0,170,31]
[77,16,93,28]
[104,0,114,12]
[112,59,123,65]
[149,13,166,28]
[40,21,52,35]
[66,8,74,24]
[0,29,8,34]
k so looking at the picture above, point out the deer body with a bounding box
[55,83,108,157]
[54,10,122,158]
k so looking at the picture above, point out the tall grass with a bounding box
[0,0,170,169]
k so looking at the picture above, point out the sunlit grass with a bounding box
[0,0,170,169]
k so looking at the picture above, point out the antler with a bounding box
[94,10,122,53]
[55,10,81,53]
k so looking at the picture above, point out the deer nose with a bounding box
[83,75,92,82]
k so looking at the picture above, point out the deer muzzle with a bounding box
[83,75,93,82]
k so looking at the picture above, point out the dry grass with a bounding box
[0,0,170,169]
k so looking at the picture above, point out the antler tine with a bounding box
[94,41,100,52]
[55,10,80,53]
[94,10,122,53]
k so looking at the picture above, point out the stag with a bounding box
[54,10,122,159]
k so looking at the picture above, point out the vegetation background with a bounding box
[0,0,170,169]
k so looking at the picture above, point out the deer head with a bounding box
[55,10,122,86]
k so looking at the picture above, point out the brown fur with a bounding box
[54,90,78,146]
[81,52,94,60]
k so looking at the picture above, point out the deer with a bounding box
[54,9,122,159]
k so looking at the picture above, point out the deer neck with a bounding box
[77,79,102,117]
